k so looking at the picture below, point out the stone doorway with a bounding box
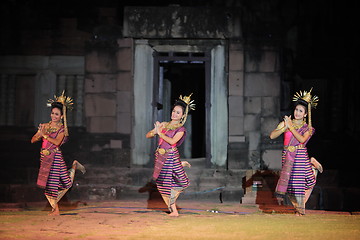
[153,52,208,160]
[132,40,227,168]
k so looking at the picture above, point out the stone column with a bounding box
[132,40,154,166]
[210,45,228,167]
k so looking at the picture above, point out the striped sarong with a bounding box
[155,149,189,210]
[45,151,73,200]
[282,148,316,214]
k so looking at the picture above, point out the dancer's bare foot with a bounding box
[169,204,179,217]
[181,161,191,168]
[48,204,60,216]
[72,160,86,174]
[295,211,304,216]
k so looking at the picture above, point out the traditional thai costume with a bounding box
[275,88,321,215]
[35,91,85,211]
[276,124,316,214]
[151,94,195,213]
[153,125,189,211]
[37,124,76,209]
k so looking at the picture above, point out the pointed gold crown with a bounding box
[179,93,196,111]
[47,90,74,110]
[292,87,319,109]
[178,93,195,126]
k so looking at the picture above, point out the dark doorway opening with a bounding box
[160,61,205,158]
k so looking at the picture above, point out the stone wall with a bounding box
[123,6,241,39]
[83,38,133,165]
[228,43,281,170]
[227,42,247,169]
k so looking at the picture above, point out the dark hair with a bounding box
[51,102,64,115]
[294,99,308,113]
[172,100,187,114]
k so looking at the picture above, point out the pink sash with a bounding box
[152,126,186,180]
[36,126,65,188]
[37,151,56,188]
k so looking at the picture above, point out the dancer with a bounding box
[270,88,323,215]
[146,94,195,217]
[31,91,85,216]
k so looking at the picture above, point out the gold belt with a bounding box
[41,148,58,156]
[284,144,304,152]
[157,147,177,155]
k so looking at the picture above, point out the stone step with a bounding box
[198,176,226,186]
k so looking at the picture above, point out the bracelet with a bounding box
[289,126,295,131]
[150,131,155,137]
[43,135,48,140]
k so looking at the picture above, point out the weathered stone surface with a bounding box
[244,73,280,97]
[227,142,249,169]
[84,74,117,93]
[244,97,261,114]
[116,91,131,113]
[85,50,117,73]
[262,149,282,170]
[116,48,132,71]
[228,95,244,117]
[245,50,278,72]
[85,94,116,117]
[124,7,242,39]
[229,116,244,136]
[116,112,131,134]
[229,50,244,71]
[249,131,261,151]
[117,72,132,91]
[262,97,279,117]
[261,117,280,136]
[117,38,133,48]
[110,139,122,149]
[228,71,244,96]
[0,56,84,75]
[244,114,261,132]
[88,116,116,133]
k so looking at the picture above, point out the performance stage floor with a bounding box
[0,198,359,240]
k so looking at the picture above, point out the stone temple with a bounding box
[0,1,358,211]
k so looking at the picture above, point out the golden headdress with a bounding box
[47,90,74,136]
[292,88,319,134]
[178,93,196,126]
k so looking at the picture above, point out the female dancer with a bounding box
[31,91,85,216]
[270,89,322,215]
[146,94,195,217]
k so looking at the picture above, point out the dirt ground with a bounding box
[1,198,359,240]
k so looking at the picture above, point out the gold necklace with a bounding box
[165,121,182,130]
[46,121,63,133]
[292,120,305,129]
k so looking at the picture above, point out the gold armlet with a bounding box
[276,127,284,132]
[43,135,49,140]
